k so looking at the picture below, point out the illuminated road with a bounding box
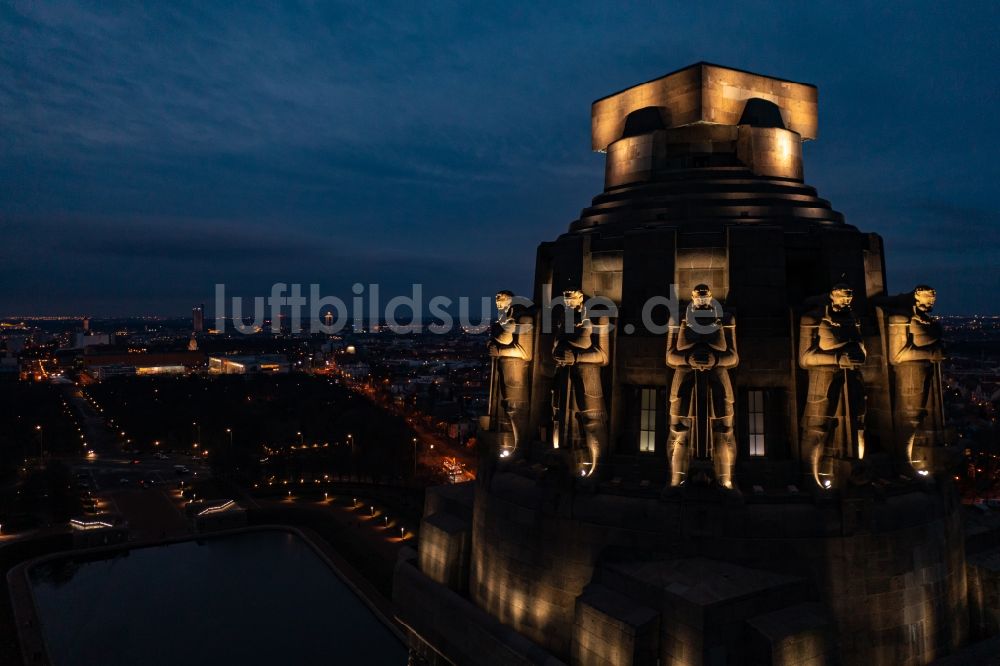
[57,381,212,539]
[343,378,476,482]
[60,383,117,457]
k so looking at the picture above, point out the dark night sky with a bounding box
[2,2,998,316]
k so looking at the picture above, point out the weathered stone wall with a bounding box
[966,550,1000,640]
[418,484,475,594]
[745,602,835,666]
[572,584,659,666]
[465,472,967,664]
[817,489,968,664]
[395,548,567,666]
[419,512,471,594]
[469,476,596,656]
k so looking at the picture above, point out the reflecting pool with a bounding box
[28,529,406,665]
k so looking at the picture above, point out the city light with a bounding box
[197,500,237,516]
[70,519,113,531]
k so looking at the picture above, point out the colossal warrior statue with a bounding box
[551,290,610,478]
[798,284,867,489]
[886,285,945,476]
[665,284,739,489]
[486,290,534,459]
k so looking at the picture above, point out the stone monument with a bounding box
[550,289,611,479]
[665,284,739,488]
[486,290,535,459]
[798,284,867,489]
[396,63,971,666]
[884,285,947,476]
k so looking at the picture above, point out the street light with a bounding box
[35,425,43,466]
[297,431,303,446]
[412,437,418,477]
[192,422,201,449]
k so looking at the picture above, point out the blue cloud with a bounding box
[1,1,997,314]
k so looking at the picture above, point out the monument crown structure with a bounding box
[590,62,818,151]
[396,64,970,666]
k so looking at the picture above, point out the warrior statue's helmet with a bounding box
[913,285,936,313]
[691,284,713,308]
[830,283,854,311]
[495,290,514,311]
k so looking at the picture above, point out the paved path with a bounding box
[258,493,411,565]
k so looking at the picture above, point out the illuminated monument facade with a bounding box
[396,64,969,665]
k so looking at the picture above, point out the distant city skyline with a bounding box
[3,2,998,315]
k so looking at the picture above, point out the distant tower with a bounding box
[192,304,204,333]
[82,317,90,332]
[324,311,334,328]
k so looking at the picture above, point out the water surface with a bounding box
[29,529,406,665]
